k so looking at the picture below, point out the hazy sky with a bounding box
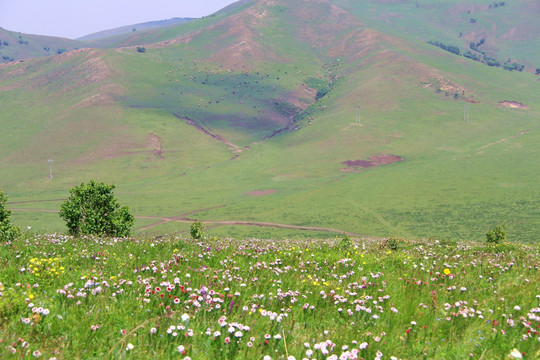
[0,0,238,39]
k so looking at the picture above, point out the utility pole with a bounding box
[356,106,361,124]
[48,159,53,180]
[464,105,470,123]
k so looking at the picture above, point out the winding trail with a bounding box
[11,208,361,237]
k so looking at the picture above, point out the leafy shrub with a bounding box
[503,62,523,72]
[379,237,402,251]
[427,40,461,56]
[59,181,134,237]
[464,51,481,61]
[136,47,146,53]
[338,235,352,251]
[190,221,205,240]
[484,57,500,67]
[486,224,506,244]
[386,237,401,251]
[0,189,20,241]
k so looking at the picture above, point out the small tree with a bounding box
[486,224,506,244]
[59,181,134,237]
[0,189,21,241]
[338,234,353,251]
[190,221,204,240]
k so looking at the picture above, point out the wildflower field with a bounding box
[0,234,539,359]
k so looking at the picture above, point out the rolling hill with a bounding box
[0,27,85,62]
[1,0,540,241]
[77,17,195,42]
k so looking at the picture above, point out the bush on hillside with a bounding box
[59,181,134,237]
[0,189,21,241]
[190,221,205,240]
[427,40,461,56]
[486,224,506,244]
[338,234,352,251]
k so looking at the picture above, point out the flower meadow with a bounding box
[0,234,539,359]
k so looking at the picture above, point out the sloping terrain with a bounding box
[1,0,540,241]
[77,18,195,42]
[0,27,84,62]
[336,0,540,69]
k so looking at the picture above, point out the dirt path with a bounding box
[138,205,226,231]
[173,114,243,154]
[479,129,530,152]
[12,208,361,237]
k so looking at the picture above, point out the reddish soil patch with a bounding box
[246,189,278,196]
[499,101,529,109]
[342,155,403,169]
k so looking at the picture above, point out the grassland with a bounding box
[1,0,540,242]
[1,234,539,359]
[0,28,84,62]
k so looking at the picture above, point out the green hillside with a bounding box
[1,0,540,241]
[77,18,195,42]
[0,27,84,62]
[336,0,540,69]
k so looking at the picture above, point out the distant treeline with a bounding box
[427,39,531,73]
[427,40,461,56]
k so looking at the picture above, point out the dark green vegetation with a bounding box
[190,221,205,240]
[0,189,20,241]
[486,224,507,244]
[0,235,539,358]
[59,181,134,237]
[1,0,540,241]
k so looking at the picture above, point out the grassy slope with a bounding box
[335,0,540,69]
[0,28,84,61]
[77,18,195,42]
[2,0,540,241]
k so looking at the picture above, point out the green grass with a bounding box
[0,28,84,62]
[335,0,540,68]
[0,234,539,359]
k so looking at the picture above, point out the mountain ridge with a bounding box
[77,17,195,42]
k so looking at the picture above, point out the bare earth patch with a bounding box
[246,189,278,196]
[342,155,403,170]
[499,101,529,109]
